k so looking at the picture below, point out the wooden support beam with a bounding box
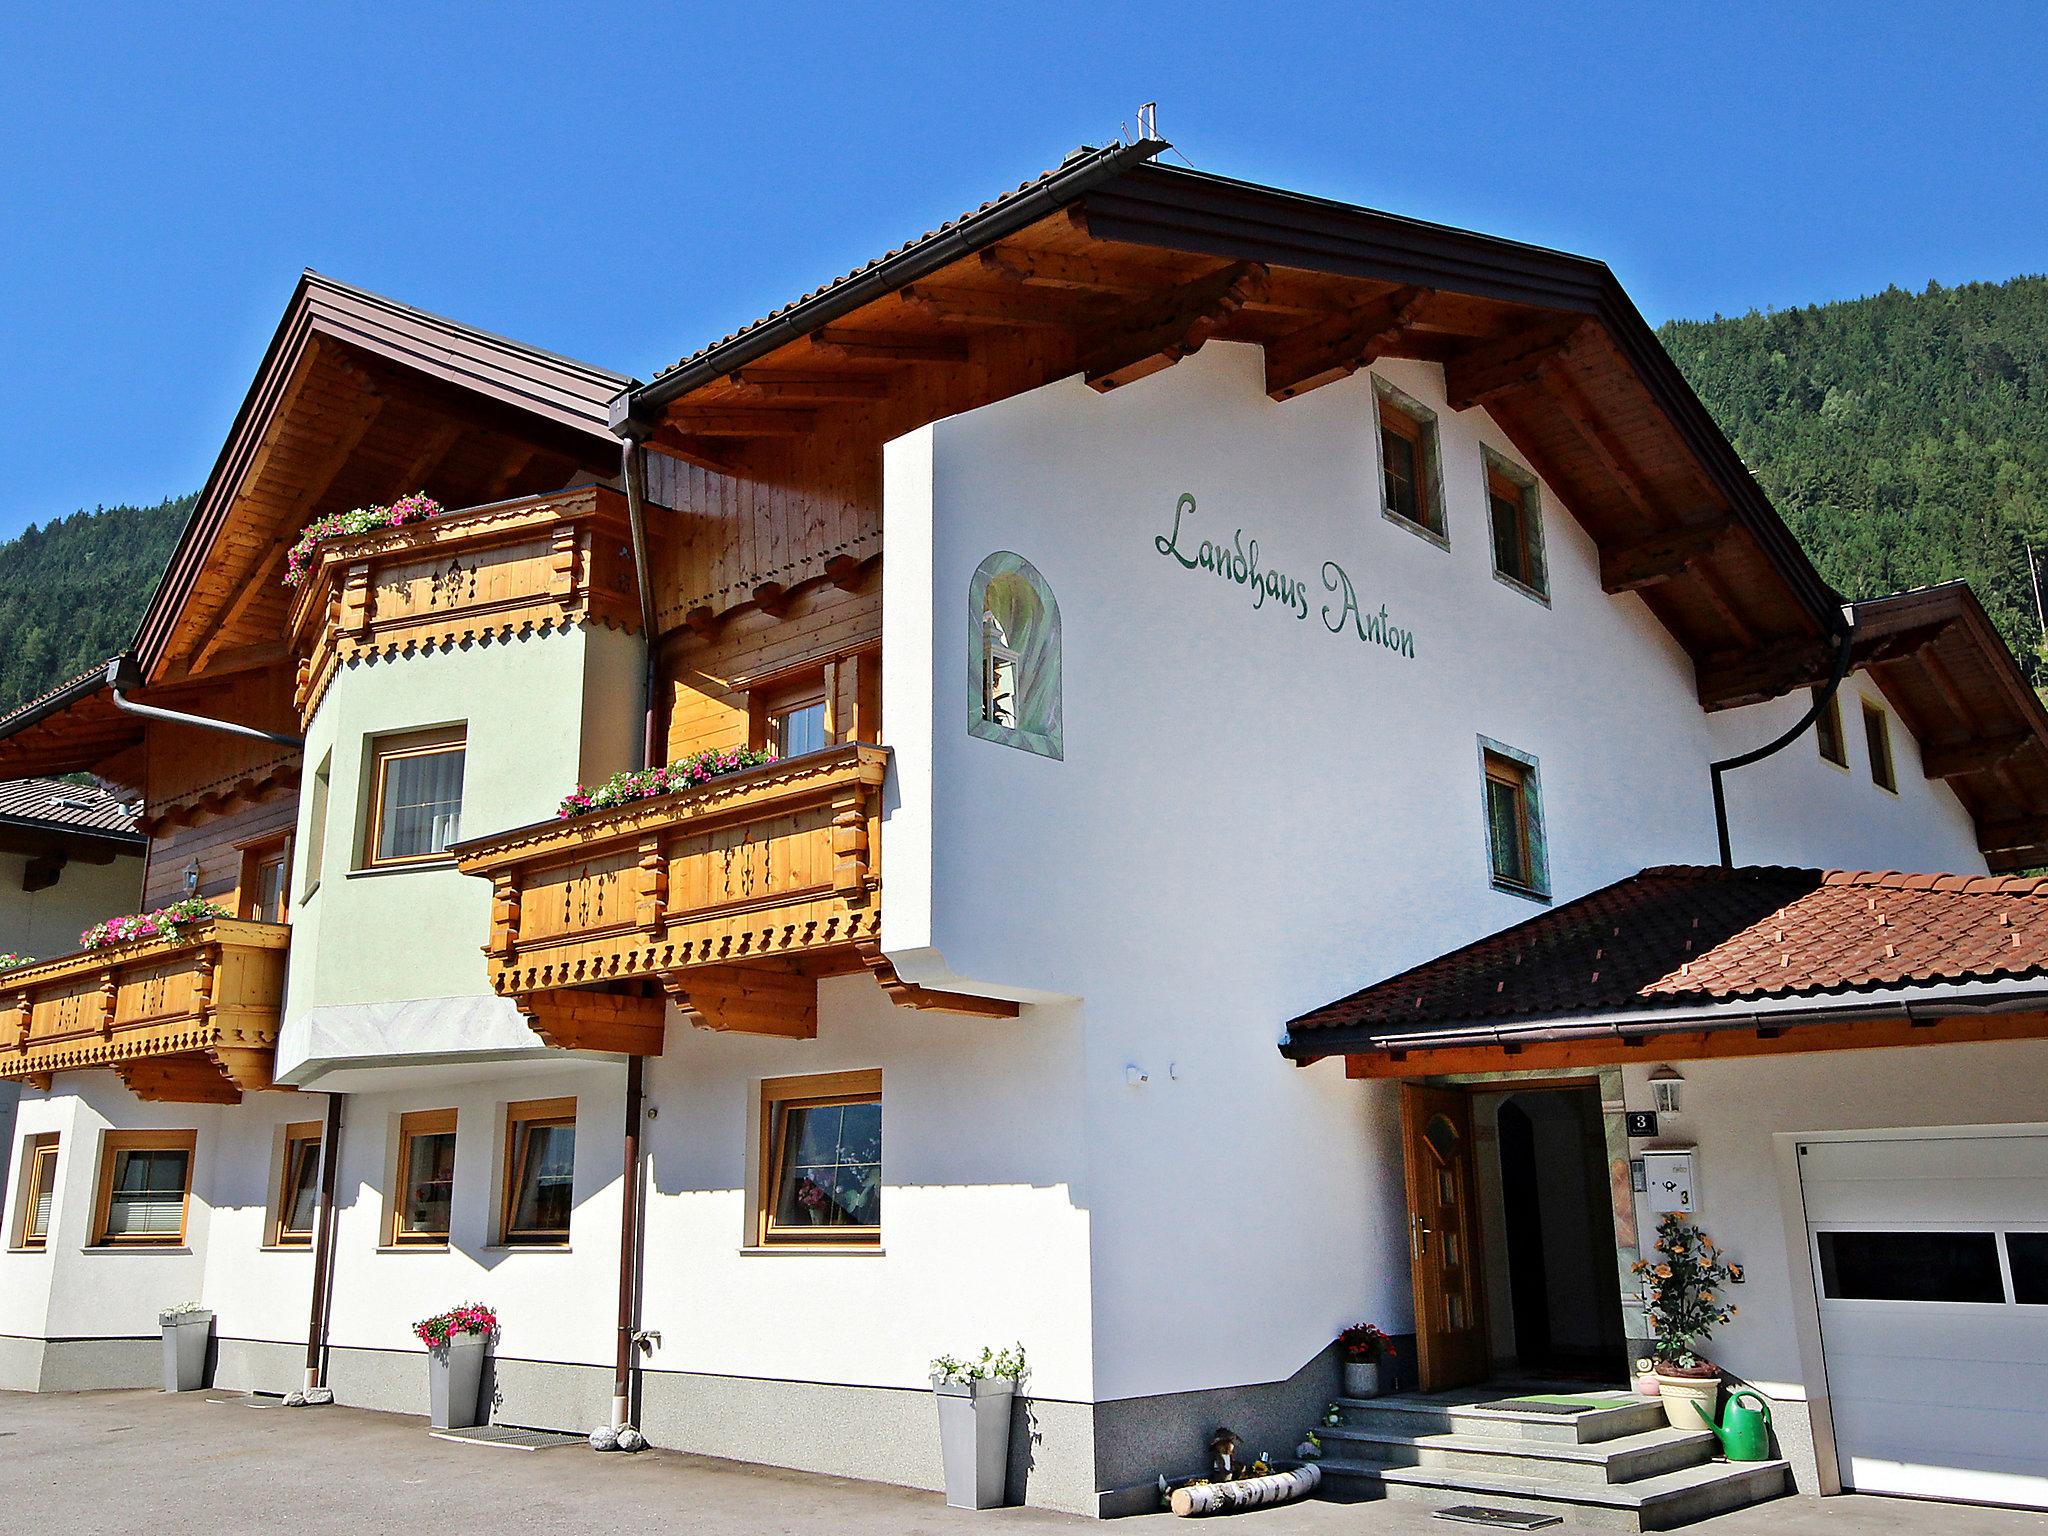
[663,407,816,438]
[1976,813,2048,852]
[1340,1007,2048,1078]
[979,246,1157,294]
[1264,286,1428,402]
[643,429,741,474]
[113,1051,242,1105]
[899,283,1112,330]
[752,582,791,618]
[665,963,816,1039]
[725,370,891,401]
[1082,262,1270,393]
[809,329,970,364]
[518,988,666,1055]
[1544,366,1664,522]
[1598,519,1736,594]
[856,942,1022,1018]
[824,554,866,592]
[1695,633,1834,710]
[1855,619,1954,668]
[1919,732,2032,780]
[1443,321,1591,412]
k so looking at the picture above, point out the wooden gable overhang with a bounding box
[615,145,1842,707]
[1848,584,2048,871]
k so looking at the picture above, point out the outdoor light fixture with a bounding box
[1649,1066,1684,1115]
[183,858,201,895]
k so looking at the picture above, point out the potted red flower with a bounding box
[414,1302,497,1430]
[1337,1323,1396,1398]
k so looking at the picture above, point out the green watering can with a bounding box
[1695,1389,1773,1461]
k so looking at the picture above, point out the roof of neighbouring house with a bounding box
[1283,864,2048,1058]
[0,777,141,840]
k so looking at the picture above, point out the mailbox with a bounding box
[1640,1150,1697,1213]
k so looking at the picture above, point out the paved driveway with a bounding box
[3,1390,2044,1535]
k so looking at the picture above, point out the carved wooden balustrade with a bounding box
[287,484,640,726]
[452,743,1011,1051]
[0,919,291,1103]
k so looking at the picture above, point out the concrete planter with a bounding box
[1342,1360,1382,1398]
[160,1311,213,1393]
[932,1375,1015,1510]
[428,1335,487,1430]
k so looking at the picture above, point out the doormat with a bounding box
[429,1424,584,1452]
[1432,1507,1562,1530]
[1481,1393,1619,1413]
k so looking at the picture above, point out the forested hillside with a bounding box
[0,497,189,715]
[1660,274,2048,680]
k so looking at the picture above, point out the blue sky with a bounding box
[2,2,2044,540]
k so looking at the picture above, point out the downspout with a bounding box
[303,1090,344,1396]
[1709,621,1854,867]
[105,656,304,748]
[612,1053,645,1429]
[619,434,661,772]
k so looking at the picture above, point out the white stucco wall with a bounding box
[880,341,1993,1405]
[0,847,143,960]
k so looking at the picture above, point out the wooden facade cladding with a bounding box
[0,919,290,1104]
[285,486,641,725]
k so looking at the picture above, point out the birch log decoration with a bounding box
[1170,1464,1320,1516]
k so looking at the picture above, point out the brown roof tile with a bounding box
[1286,864,2048,1051]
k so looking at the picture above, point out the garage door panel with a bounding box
[1801,1132,2048,1509]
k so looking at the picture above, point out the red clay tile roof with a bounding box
[0,777,140,837]
[1285,865,2048,1053]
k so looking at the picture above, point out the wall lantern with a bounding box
[1648,1066,1684,1115]
[183,858,201,895]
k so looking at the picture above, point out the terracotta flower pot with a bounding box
[1655,1367,1720,1432]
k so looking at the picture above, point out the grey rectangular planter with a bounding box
[427,1336,487,1430]
[160,1311,213,1393]
[933,1376,1015,1510]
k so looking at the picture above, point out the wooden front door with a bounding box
[1401,1083,1489,1391]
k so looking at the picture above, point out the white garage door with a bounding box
[1800,1132,2048,1508]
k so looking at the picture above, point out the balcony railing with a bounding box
[286,484,640,726]
[0,919,291,1103]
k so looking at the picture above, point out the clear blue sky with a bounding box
[3,2,2044,540]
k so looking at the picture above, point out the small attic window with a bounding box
[969,552,1062,760]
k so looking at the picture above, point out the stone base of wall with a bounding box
[0,1333,159,1392]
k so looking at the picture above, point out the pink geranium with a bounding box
[283,493,445,587]
[557,747,778,819]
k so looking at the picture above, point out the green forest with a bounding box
[0,496,189,715]
[0,273,2044,717]
[1659,273,2048,679]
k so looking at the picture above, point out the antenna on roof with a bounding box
[1136,101,1158,142]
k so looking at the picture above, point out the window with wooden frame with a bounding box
[500,1098,575,1247]
[751,674,829,761]
[757,1070,881,1247]
[365,727,466,867]
[1483,448,1547,599]
[271,1122,323,1248]
[390,1109,458,1247]
[1863,702,1897,792]
[1375,378,1446,541]
[92,1130,196,1247]
[1479,739,1550,901]
[240,836,293,924]
[14,1134,58,1250]
[1815,688,1848,769]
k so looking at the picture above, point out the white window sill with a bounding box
[738,1246,886,1257]
[80,1245,192,1255]
[259,1244,315,1254]
[375,1244,451,1254]
[483,1244,573,1254]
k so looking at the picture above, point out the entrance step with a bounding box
[1314,1423,1717,1486]
[1333,1391,1671,1445]
[1365,1457,1789,1532]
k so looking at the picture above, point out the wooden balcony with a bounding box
[286,484,641,726]
[452,743,1011,1050]
[0,919,291,1103]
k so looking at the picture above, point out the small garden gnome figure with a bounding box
[1208,1426,1241,1482]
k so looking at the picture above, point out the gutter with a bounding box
[1283,979,2048,1062]
[106,656,304,750]
[619,434,662,770]
[610,138,1169,435]
[1710,619,1855,866]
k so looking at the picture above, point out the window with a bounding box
[968,552,1063,759]
[1479,739,1550,901]
[391,1110,457,1246]
[756,677,828,761]
[93,1130,195,1247]
[367,728,466,866]
[241,838,292,924]
[272,1123,323,1247]
[1815,688,1848,768]
[1375,378,1446,542]
[303,750,331,897]
[500,1098,575,1246]
[1817,1230,2006,1304]
[2009,1232,2048,1305]
[1863,703,1896,792]
[15,1135,58,1249]
[1483,448,1546,599]
[757,1070,881,1247]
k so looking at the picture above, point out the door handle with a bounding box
[1411,1211,1432,1256]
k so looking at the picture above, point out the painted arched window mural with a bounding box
[969,552,1062,759]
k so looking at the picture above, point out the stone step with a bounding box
[1334,1392,1671,1446]
[1316,1454,1790,1533]
[1313,1422,1717,1486]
